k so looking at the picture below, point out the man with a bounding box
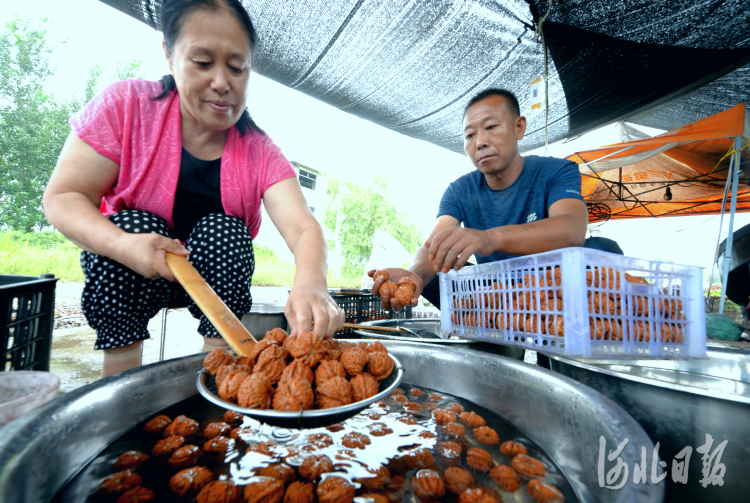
[370,88,588,310]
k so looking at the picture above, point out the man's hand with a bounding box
[427,227,496,273]
[112,233,189,282]
[368,268,424,312]
[285,283,345,340]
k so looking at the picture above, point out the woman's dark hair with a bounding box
[154,0,264,136]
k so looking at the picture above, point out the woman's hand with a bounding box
[285,282,344,340]
[368,268,424,312]
[112,233,189,282]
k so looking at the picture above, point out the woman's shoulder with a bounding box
[90,80,169,111]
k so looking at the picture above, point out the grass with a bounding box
[0,230,363,288]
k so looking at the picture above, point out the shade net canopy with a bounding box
[567,104,750,221]
[100,0,750,154]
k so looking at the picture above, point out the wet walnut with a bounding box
[99,469,142,494]
[436,441,463,463]
[341,431,371,449]
[489,464,521,492]
[466,448,494,472]
[472,426,499,445]
[253,346,288,384]
[367,352,394,381]
[412,469,445,502]
[218,371,251,402]
[265,328,289,345]
[397,415,418,425]
[247,441,277,456]
[372,269,390,282]
[418,431,436,439]
[511,454,548,479]
[237,374,274,409]
[115,487,155,503]
[315,376,353,409]
[444,467,474,495]
[432,409,456,426]
[163,415,200,438]
[314,360,346,384]
[280,360,314,385]
[442,422,466,438]
[408,387,424,397]
[397,277,417,294]
[527,479,564,503]
[244,476,284,503]
[290,331,325,368]
[204,421,231,439]
[222,410,244,425]
[283,481,314,503]
[248,339,279,363]
[152,435,185,457]
[356,465,390,492]
[358,494,388,503]
[499,440,527,457]
[143,415,171,435]
[458,411,486,428]
[203,348,234,375]
[445,402,463,413]
[305,432,334,449]
[256,463,296,485]
[196,480,241,503]
[367,422,393,436]
[167,445,203,469]
[404,448,436,469]
[320,339,342,362]
[316,475,356,503]
[203,436,235,454]
[298,454,333,481]
[114,451,150,471]
[340,347,369,376]
[170,466,214,498]
[403,401,422,414]
[350,372,380,402]
[393,288,413,307]
[215,364,238,388]
[365,341,388,354]
[379,280,398,299]
[458,487,499,503]
[273,378,315,411]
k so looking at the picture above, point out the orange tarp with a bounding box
[567,104,750,221]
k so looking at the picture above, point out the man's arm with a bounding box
[428,198,588,273]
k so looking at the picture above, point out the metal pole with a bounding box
[719,136,742,314]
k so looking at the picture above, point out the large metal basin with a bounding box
[241,302,288,336]
[0,343,662,503]
[551,347,750,503]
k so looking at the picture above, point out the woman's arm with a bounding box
[262,177,344,338]
[43,132,188,281]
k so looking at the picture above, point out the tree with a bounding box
[113,59,145,82]
[324,175,424,275]
[0,18,75,232]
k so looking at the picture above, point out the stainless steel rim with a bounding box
[354,319,472,344]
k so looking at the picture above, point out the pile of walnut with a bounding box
[451,266,685,343]
[204,329,394,411]
[372,270,417,309]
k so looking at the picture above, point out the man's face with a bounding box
[462,95,526,177]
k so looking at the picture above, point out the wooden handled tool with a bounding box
[342,323,408,333]
[165,253,256,356]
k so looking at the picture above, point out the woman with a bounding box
[43,0,344,377]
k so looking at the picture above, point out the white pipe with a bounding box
[719,136,742,314]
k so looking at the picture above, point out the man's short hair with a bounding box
[464,88,520,118]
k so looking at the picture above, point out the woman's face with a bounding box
[165,8,252,134]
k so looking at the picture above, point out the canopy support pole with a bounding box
[719,136,742,315]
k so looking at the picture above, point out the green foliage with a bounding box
[0,230,84,281]
[113,60,145,82]
[251,245,360,288]
[324,175,424,275]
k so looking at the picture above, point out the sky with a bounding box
[4,0,748,276]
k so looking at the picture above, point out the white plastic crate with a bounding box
[439,248,706,359]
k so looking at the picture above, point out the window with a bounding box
[298,169,317,190]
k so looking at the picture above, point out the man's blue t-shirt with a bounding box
[437,155,583,264]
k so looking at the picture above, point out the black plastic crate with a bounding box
[1,274,58,371]
[332,291,411,336]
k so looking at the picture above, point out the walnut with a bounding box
[169,466,214,498]
[367,422,393,436]
[340,347,368,376]
[358,494,388,503]
[499,440,527,457]
[115,487,154,503]
[320,339,342,361]
[422,402,438,411]
[280,360,314,385]
[237,374,274,409]
[444,467,474,495]
[290,331,325,368]
[364,411,382,420]
[442,422,466,438]
[247,441,277,456]
[256,463,296,485]
[445,403,463,413]
[436,441,462,459]
[315,376,353,409]
[326,423,345,433]
[391,394,408,403]
[223,410,244,425]
[253,346,288,384]
[216,364,238,388]
[204,421,231,439]
[403,401,422,414]
[163,415,200,438]
[305,433,334,449]
[248,339,279,363]
[372,269,390,282]
[218,371,251,402]
[397,277,417,294]
[412,469,445,502]
[511,454,547,479]
[273,379,314,411]
[365,341,388,354]
[396,415,417,425]
[465,448,494,471]
[114,451,149,471]
[143,415,171,435]
[458,411,486,428]
[408,387,424,397]
[392,388,405,395]
[432,409,456,425]
[393,288,413,307]
[418,431,436,439]
[168,445,203,469]
[151,435,185,457]
[283,481,314,503]
[244,476,284,503]
[316,475,355,503]
[404,448,435,469]
[265,328,289,345]
[472,426,499,445]
[350,372,380,402]
[235,355,254,369]
[341,431,371,449]
[99,469,142,494]
[489,465,521,492]
[527,479,564,503]
[427,393,443,401]
[367,352,394,381]
[356,465,390,491]
[203,436,235,454]
[203,348,234,375]
[196,480,241,503]
[231,426,258,441]
[315,360,346,384]
[379,280,398,298]
[298,454,333,480]
[458,487,499,503]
